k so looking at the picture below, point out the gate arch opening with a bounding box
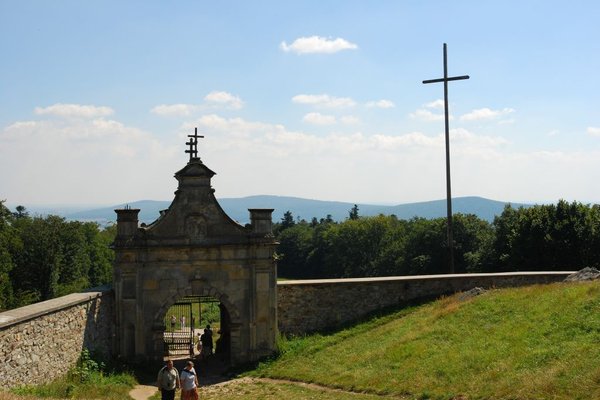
[161,296,231,363]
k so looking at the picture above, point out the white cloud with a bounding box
[280,36,358,54]
[151,91,244,117]
[340,115,360,125]
[3,109,599,207]
[366,99,395,109]
[0,111,180,205]
[425,99,445,109]
[151,104,199,117]
[498,119,516,125]
[3,117,150,147]
[34,103,114,118]
[587,127,600,137]
[370,132,441,149]
[292,94,356,108]
[303,112,336,125]
[410,100,455,121]
[450,128,509,147]
[409,109,449,122]
[190,115,506,155]
[180,114,535,204]
[460,107,515,121]
[204,91,244,109]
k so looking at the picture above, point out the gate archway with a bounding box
[159,293,234,362]
[113,141,278,366]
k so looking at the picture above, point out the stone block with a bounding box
[143,279,159,290]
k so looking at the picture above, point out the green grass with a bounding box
[10,350,137,400]
[247,281,600,400]
[163,300,221,331]
[11,371,136,399]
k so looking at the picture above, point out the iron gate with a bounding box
[162,296,219,358]
[163,297,199,358]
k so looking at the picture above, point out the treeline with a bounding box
[275,200,600,279]
[0,201,115,311]
[2,199,598,311]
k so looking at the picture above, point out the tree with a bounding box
[349,204,359,220]
[452,213,494,273]
[12,216,64,301]
[276,222,313,278]
[279,210,295,231]
[12,205,29,219]
[491,201,600,272]
[0,201,17,310]
[322,216,395,277]
[5,211,117,308]
[403,217,447,275]
[88,224,116,286]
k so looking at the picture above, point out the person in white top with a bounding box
[180,360,199,400]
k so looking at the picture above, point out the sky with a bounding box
[1,1,600,207]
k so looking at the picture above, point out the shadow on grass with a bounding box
[230,294,446,377]
[126,295,449,386]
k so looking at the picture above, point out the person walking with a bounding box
[157,359,180,400]
[201,325,213,357]
[180,360,199,400]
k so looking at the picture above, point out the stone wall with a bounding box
[277,271,574,335]
[0,271,577,389]
[0,286,113,389]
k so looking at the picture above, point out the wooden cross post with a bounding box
[185,127,204,161]
[422,43,469,274]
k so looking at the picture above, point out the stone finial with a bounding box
[249,209,274,235]
[115,208,140,237]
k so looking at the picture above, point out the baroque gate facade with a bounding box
[112,142,278,366]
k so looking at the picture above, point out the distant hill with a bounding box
[61,195,531,225]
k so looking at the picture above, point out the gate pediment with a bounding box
[134,159,255,245]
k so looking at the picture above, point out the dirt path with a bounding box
[129,384,157,400]
[129,377,408,399]
[200,377,408,398]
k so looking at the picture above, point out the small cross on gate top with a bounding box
[185,127,204,161]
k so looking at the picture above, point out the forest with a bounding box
[0,201,115,311]
[1,199,599,312]
[275,200,600,279]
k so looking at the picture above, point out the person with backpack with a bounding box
[156,359,180,400]
[180,360,199,400]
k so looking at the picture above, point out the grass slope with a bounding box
[247,281,600,400]
[5,282,598,400]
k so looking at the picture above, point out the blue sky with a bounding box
[1,1,599,207]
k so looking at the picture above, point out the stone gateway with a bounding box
[112,145,277,366]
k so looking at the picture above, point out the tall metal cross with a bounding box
[185,127,204,161]
[422,43,469,274]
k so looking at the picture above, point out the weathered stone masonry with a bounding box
[0,287,113,389]
[277,271,574,335]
